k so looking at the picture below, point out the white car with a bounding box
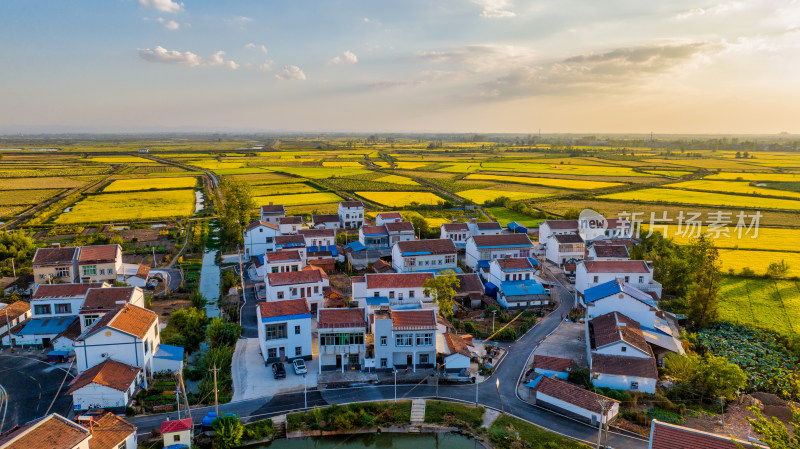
[292,359,307,375]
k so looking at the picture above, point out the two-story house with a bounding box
[359,225,389,250]
[575,260,662,299]
[545,233,585,265]
[32,246,79,284]
[0,301,32,347]
[351,272,434,309]
[257,298,312,363]
[265,250,305,273]
[317,308,368,372]
[260,203,286,224]
[373,309,437,372]
[375,212,402,226]
[465,234,534,271]
[338,201,365,229]
[391,239,457,273]
[243,220,281,257]
[487,258,549,309]
[79,286,145,332]
[76,245,123,284]
[441,222,470,249]
[73,303,160,380]
[299,228,336,248]
[265,269,329,313]
[275,235,307,260]
[587,311,658,394]
[278,216,303,234]
[538,220,579,249]
[312,214,341,230]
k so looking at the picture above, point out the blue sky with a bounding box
[2,0,799,133]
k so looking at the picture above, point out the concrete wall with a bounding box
[593,372,656,394]
[373,318,436,371]
[75,322,159,374]
[535,391,619,426]
[72,382,133,410]
[585,293,655,323]
[243,225,280,257]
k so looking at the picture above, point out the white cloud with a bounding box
[246,43,268,54]
[226,16,253,24]
[138,46,200,66]
[139,0,183,13]
[164,20,180,30]
[276,65,307,80]
[207,51,239,69]
[363,17,370,22]
[245,43,256,49]
[258,60,275,71]
[329,50,358,65]
[474,0,516,18]
[261,45,268,54]
[677,2,746,19]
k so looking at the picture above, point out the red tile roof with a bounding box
[32,247,78,266]
[471,234,533,248]
[32,283,106,300]
[582,260,650,274]
[364,273,434,289]
[476,222,502,230]
[391,309,437,330]
[552,233,584,244]
[442,222,469,232]
[649,420,760,449]
[496,258,535,270]
[261,204,285,214]
[276,235,305,245]
[0,414,91,449]
[318,308,367,328]
[454,273,483,294]
[372,259,394,273]
[385,222,414,233]
[266,250,302,262]
[56,318,83,342]
[592,312,653,356]
[376,212,402,220]
[533,355,575,373]
[0,301,30,322]
[535,375,618,414]
[312,214,340,224]
[279,216,303,224]
[88,413,137,449]
[77,245,120,263]
[361,225,388,235]
[258,298,310,318]
[340,201,363,208]
[267,269,323,286]
[543,220,579,230]
[396,239,456,255]
[81,287,137,313]
[299,228,335,237]
[85,303,157,339]
[67,359,140,394]
[443,332,473,357]
[592,353,657,378]
[161,418,193,434]
[592,245,630,258]
[245,220,279,232]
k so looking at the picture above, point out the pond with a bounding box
[248,433,482,449]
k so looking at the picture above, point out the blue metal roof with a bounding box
[367,296,389,306]
[344,241,366,252]
[278,242,305,248]
[47,350,70,356]
[403,251,431,256]
[476,243,533,249]
[525,375,543,389]
[262,313,312,323]
[500,280,547,296]
[527,257,539,266]
[583,279,656,307]
[155,344,185,361]
[307,245,338,256]
[477,260,491,268]
[507,222,528,233]
[256,254,264,265]
[16,316,77,336]
[391,302,422,310]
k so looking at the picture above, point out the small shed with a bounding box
[161,417,193,449]
[153,344,185,374]
[507,222,528,234]
[527,375,619,426]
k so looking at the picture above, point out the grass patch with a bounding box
[489,415,589,449]
[54,189,195,224]
[287,401,411,432]
[718,276,800,336]
[242,419,274,441]
[424,401,484,429]
[487,207,545,227]
[457,189,551,204]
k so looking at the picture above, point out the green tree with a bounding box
[685,235,722,328]
[218,179,256,246]
[767,260,791,278]
[207,318,242,348]
[161,307,207,353]
[212,415,244,449]
[562,208,581,220]
[746,405,800,449]
[663,353,747,401]
[409,215,429,239]
[189,290,207,309]
[423,270,459,319]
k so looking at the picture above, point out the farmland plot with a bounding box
[0,188,64,205]
[0,177,88,190]
[103,177,198,192]
[252,192,341,206]
[707,172,800,182]
[665,180,800,199]
[457,189,551,204]
[467,174,622,189]
[55,189,196,224]
[356,191,445,207]
[600,188,800,210]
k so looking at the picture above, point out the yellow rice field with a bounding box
[706,172,800,182]
[374,174,419,185]
[457,189,551,204]
[664,180,800,199]
[642,225,800,251]
[252,192,342,206]
[717,249,800,277]
[103,177,198,192]
[466,174,622,190]
[356,191,445,207]
[600,188,800,210]
[55,189,196,224]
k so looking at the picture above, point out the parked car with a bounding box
[272,362,286,379]
[292,359,307,375]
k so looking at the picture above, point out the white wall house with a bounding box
[468,221,503,236]
[243,220,281,258]
[67,359,141,410]
[375,212,402,226]
[29,283,105,320]
[465,234,534,271]
[279,216,303,234]
[586,243,630,261]
[338,201,365,229]
[359,225,390,250]
[441,222,470,249]
[576,260,662,299]
[317,308,368,372]
[487,258,550,309]
[73,303,160,380]
[538,220,579,249]
[260,204,286,224]
[0,413,92,449]
[373,309,438,372]
[79,286,145,332]
[299,228,336,248]
[587,312,658,394]
[351,272,434,309]
[531,375,619,427]
[265,269,328,313]
[275,235,307,260]
[532,355,574,380]
[161,418,193,449]
[265,250,305,273]
[312,214,341,230]
[76,245,123,284]
[441,332,474,373]
[545,233,585,265]
[391,239,457,273]
[257,299,313,363]
[0,301,31,347]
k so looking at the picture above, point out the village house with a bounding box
[587,311,658,394]
[465,234,535,271]
[351,272,434,309]
[585,243,630,261]
[73,303,161,381]
[76,245,123,284]
[275,235,307,260]
[602,218,634,239]
[452,272,485,309]
[260,203,286,224]
[0,301,32,347]
[299,228,336,247]
[538,220,579,249]
[242,220,281,257]
[79,286,145,332]
[160,418,193,449]
[278,216,303,234]
[359,222,415,250]
[265,250,305,273]
[486,257,550,309]
[440,222,470,249]
[152,344,185,374]
[441,332,475,374]
[375,212,402,226]
[257,299,313,363]
[583,279,683,360]
[391,239,457,273]
[265,269,329,313]
[527,375,620,427]
[117,263,150,288]
[373,308,438,372]
[32,246,79,284]
[317,308,369,372]
[575,260,662,299]
[545,233,585,265]
[67,359,142,411]
[311,214,341,230]
[468,221,503,236]
[338,201,365,229]
[648,420,762,449]
[0,412,135,449]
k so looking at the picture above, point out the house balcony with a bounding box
[321,344,365,355]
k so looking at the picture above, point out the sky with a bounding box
[2,0,799,134]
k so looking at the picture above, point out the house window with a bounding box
[631,382,639,390]
[416,333,433,346]
[409,291,415,298]
[389,291,395,299]
[290,288,297,296]
[295,346,302,356]
[55,267,70,278]
[621,346,627,352]
[593,276,599,283]
[272,267,279,273]
[55,303,72,314]
[419,354,429,364]
[264,324,287,341]
[295,325,301,334]
[624,276,630,283]
[380,336,387,346]
[82,265,97,276]
[314,286,319,294]
[380,358,387,368]
[277,291,285,299]
[118,442,127,449]
[268,348,277,358]
[99,269,105,275]
[266,237,273,243]
[638,276,644,283]
[374,292,380,297]
[525,274,530,280]
[395,334,413,347]
[84,314,100,327]
[505,274,510,281]
[34,304,51,315]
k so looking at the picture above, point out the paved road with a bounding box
[0,354,74,431]
[238,261,259,339]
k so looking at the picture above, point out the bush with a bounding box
[494,326,518,342]
[242,419,274,441]
[646,408,685,425]
[213,415,244,449]
[463,321,476,334]
[567,368,591,388]
[287,401,411,432]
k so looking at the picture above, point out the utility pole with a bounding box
[3,309,10,350]
[212,365,220,417]
[492,310,497,334]
[10,258,15,279]
[178,369,192,420]
[596,398,611,449]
